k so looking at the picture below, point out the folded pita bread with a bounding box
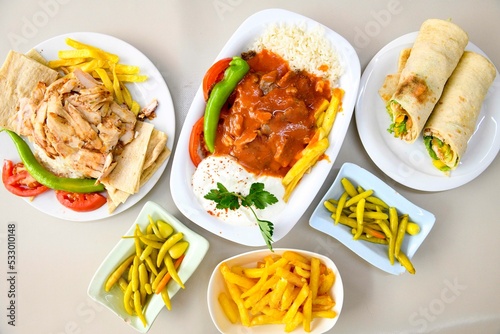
[103,122,170,213]
[101,121,154,195]
[0,50,58,130]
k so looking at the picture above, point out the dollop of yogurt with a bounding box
[191,155,286,227]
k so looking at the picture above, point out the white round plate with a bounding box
[355,32,500,191]
[0,32,175,221]
[170,8,360,246]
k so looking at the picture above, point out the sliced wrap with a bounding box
[423,51,497,171]
[387,19,468,143]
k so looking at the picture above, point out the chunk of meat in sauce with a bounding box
[214,49,331,177]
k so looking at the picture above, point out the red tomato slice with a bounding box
[188,116,208,167]
[202,57,232,101]
[55,190,106,212]
[2,160,49,197]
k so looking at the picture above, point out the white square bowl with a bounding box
[309,163,435,275]
[88,201,210,332]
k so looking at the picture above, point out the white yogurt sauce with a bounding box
[191,155,286,227]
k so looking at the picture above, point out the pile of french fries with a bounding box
[218,251,337,332]
[47,37,148,115]
[282,88,344,201]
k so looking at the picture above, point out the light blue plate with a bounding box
[309,162,435,275]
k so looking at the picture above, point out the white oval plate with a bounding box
[0,32,175,221]
[355,32,500,191]
[88,201,209,333]
[170,8,360,246]
[207,248,343,333]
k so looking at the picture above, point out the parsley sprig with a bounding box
[204,182,278,251]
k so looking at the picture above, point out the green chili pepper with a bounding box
[203,56,250,153]
[2,129,105,193]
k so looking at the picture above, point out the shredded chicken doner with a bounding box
[12,68,136,180]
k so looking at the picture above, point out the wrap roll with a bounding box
[387,19,468,143]
[423,51,497,171]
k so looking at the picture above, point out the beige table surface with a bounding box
[1,1,499,333]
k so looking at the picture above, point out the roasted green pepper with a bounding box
[203,56,250,153]
[2,129,105,193]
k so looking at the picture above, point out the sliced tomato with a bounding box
[202,57,231,101]
[2,160,49,197]
[189,116,208,167]
[55,190,106,212]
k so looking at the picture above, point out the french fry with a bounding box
[117,74,148,82]
[276,266,306,288]
[314,98,330,127]
[251,314,283,326]
[280,284,299,311]
[218,292,239,323]
[282,138,329,201]
[269,278,288,309]
[220,263,256,290]
[320,88,344,139]
[244,287,268,310]
[313,295,336,308]
[225,280,250,326]
[310,258,320,300]
[114,63,140,74]
[285,312,304,332]
[282,250,309,264]
[250,292,272,315]
[49,38,147,112]
[303,290,313,332]
[242,267,266,278]
[318,268,335,295]
[240,267,269,299]
[312,310,337,319]
[47,57,86,68]
[280,87,344,201]
[294,266,311,279]
[283,283,310,325]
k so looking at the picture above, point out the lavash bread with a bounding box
[423,51,497,170]
[387,19,469,143]
[0,50,58,130]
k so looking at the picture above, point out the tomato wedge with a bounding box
[2,160,49,197]
[55,190,106,212]
[189,116,208,167]
[202,57,232,101]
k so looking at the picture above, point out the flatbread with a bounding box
[386,19,469,143]
[140,146,170,186]
[101,121,154,195]
[143,128,168,170]
[25,49,50,66]
[423,51,497,170]
[104,125,170,213]
[0,50,58,130]
[379,48,411,103]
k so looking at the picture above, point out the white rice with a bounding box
[251,22,343,87]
